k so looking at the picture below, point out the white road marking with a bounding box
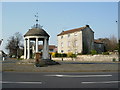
[0,81,42,84]
[82,81,120,84]
[45,74,112,77]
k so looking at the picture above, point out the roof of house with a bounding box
[57,25,93,36]
[94,40,104,44]
[38,45,57,50]
[24,27,50,37]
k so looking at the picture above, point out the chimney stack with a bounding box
[86,25,89,27]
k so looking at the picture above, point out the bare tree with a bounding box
[97,38,110,52]
[97,35,118,52]
[6,32,23,58]
[109,35,118,51]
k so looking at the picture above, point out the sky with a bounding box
[0,1,119,53]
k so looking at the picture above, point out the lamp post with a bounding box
[116,21,120,61]
[61,50,63,61]
[118,35,120,62]
[16,45,19,59]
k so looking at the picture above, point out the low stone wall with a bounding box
[52,57,73,61]
[17,59,36,64]
[52,54,119,62]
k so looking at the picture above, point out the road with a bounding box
[2,72,120,88]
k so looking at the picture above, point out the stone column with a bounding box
[43,38,50,59]
[27,38,30,59]
[46,39,49,59]
[36,38,38,52]
[24,38,27,59]
[43,38,46,59]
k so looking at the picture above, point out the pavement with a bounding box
[2,58,119,72]
[2,72,120,88]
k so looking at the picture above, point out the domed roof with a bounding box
[24,27,50,37]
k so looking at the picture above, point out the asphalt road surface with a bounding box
[2,72,120,88]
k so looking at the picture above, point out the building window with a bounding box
[75,40,77,46]
[61,36,63,39]
[74,32,77,36]
[75,49,78,54]
[68,50,71,52]
[68,41,70,47]
[68,34,70,38]
[61,42,63,47]
[61,50,64,53]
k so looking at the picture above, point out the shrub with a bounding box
[51,52,56,57]
[52,52,69,58]
[90,50,97,55]
[102,52,109,55]
[61,53,67,57]
[112,58,116,62]
[51,53,58,57]
[70,54,77,58]
[67,52,77,58]
[17,58,23,60]
[77,53,82,55]
[49,52,52,55]
[67,52,73,57]
[55,53,61,57]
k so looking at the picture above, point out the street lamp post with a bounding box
[61,50,63,61]
[116,21,120,61]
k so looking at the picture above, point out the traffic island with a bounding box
[35,59,60,67]
[35,52,60,67]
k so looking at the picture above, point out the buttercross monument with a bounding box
[24,13,50,60]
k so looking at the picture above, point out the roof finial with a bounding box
[35,12,39,28]
[34,12,43,29]
[32,13,43,29]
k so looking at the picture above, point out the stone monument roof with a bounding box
[24,27,50,37]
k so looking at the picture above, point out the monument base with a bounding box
[35,59,60,67]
